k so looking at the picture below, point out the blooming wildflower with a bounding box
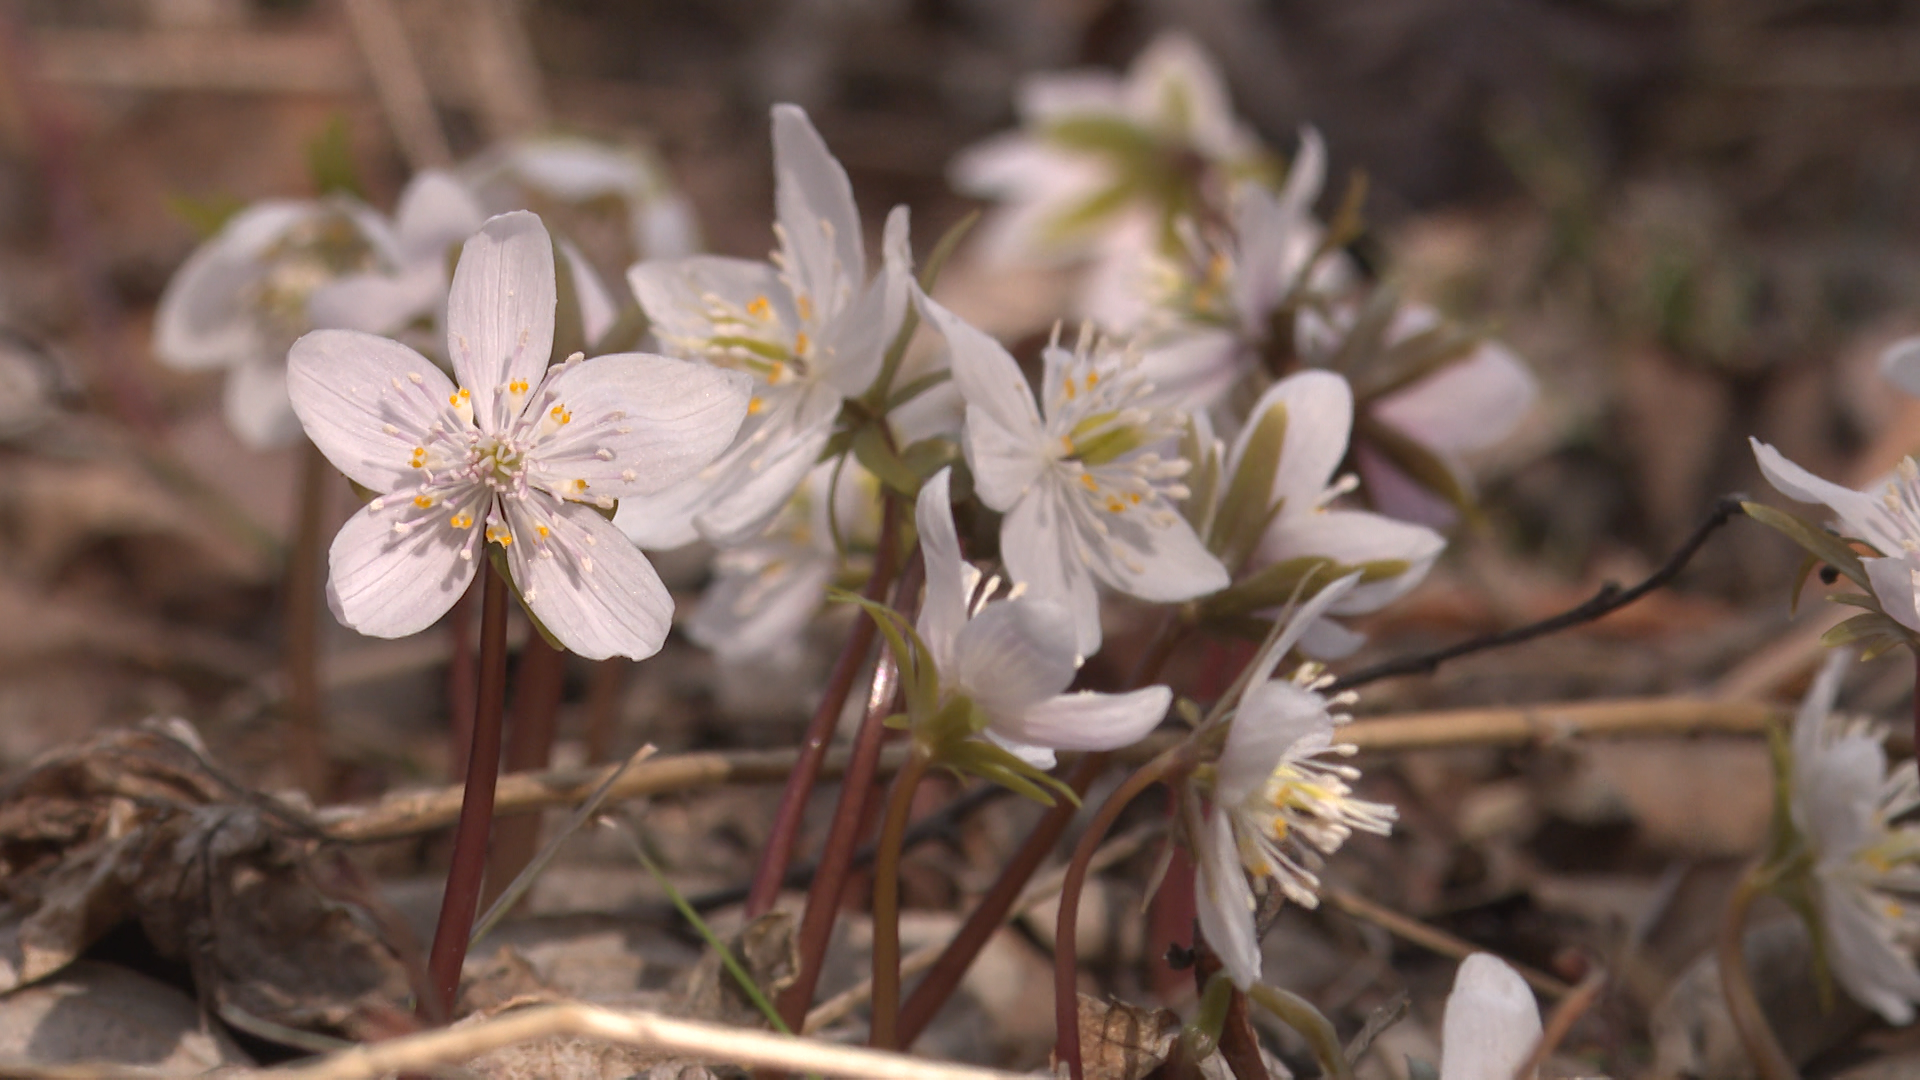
[1299,303,1537,527]
[913,467,1171,770]
[921,296,1228,656]
[1193,575,1396,988]
[287,211,751,660]
[1439,954,1542,1080]
[1789,650,1920,1023]
[460,135,700,260]
[952,32,1271,274]
[304,170,485,341]
[686,461,880,662]
[618,104,912,549]
[155,197,388,447]
[1230,371,1445,658]
[1749,438,1920,635]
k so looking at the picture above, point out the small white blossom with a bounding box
[1790,650,1920,1024]
[914,467,1171,770]
[921,296,1229,656]
[1193,576,1396,989]
[1439,954,1542,1080]
[287,211,750,660]
[1231,371,1445,658]
[618,104,913,549]
[1750,438,1920,634]
[304,170,486,341]
[460,135,701,260]
[952,31,1268,276]
[155,196,389,447]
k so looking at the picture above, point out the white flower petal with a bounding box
[1750,437,1902,554]
[155,202,321,371]
[392,169,485,261]
[949,598,1080,718]
[223,356,303,449]
[307,264,446,335]
[1194,808,1263,990]
[772,104,864,309]
[1882,336,1920,398]
[628,255,793,351]
[995,685,1170,753]
[915,467,971,666]
[327,496,479,638]
[1439,955,1541,1080]
[287,329,457,491]
[920,295,1045,444]
[1296,616,1368,661]
[1240,572,1361,689]
[561,241,619,348]
[1218,681,1334,803]
[1259,508,1444,615]
[446,211,556,429]
[1233,370,1353,512]
[1867,555,1920,634]
[687,550,833,660]
[816,204,912,398]
[510,499,674,661]
[1001,484,1104,656]
[1816,873,1920,1024]
[1373,340,1537,456]
[1135,329,1243,412]
[964,407,1047,510]
[530,353,750,499]
[1077,490,1230,603]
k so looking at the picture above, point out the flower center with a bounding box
[1047,328,1191,520]
[474,435,527,492]
[249,213,379,339]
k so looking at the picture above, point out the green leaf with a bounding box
[898,436,963,484]
[1210,401,1287,568]
[1741,501,1871,590]
[852,424,922,497]
[166,192,246,239]
[305,115,364,199]
[1201,556,1410,620]
[1353,412,1479,520]
[1819,611,1907,650]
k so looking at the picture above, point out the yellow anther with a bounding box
[1060,436,1075,456]
[450,513,473,530]
[747,295,773,319]
[450,388,470,407]
[1106,497,1126,513]
[570,479,589,495]
[413,495,434,509]
[410,447,428,468]
[1128,492,1141,505]
[1085,370,1100,388]
[536,524,550,539]
[747,397,765,415]
[550,404,572,424]
[486,526,513,547]
[1064,377,1077,400]
[796,294,814,322]
[769,361,787,384]
[1080,473,1099,491]
[509,379,529,394]
[793,331,810,356]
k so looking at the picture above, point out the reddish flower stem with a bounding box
[421,564,510,1021]
[776,549,924,1032]
[1054,744,1195,1080]
[744,496,903,918]
[868,745,934,1049]
[482,632,567,913]
[446,581,478,779]
[284,441,332,798]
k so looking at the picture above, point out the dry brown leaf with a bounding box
[0,959,252,1070]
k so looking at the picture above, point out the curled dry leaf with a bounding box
[0,721,416,1043]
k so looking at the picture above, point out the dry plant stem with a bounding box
[746,496,903,918]
[481,633,567,913]
[284,441,331,798]
[1911,650,1919,767]
[1517,969,1607,1079]
[870,746,935,1049]
[422,565,511,1022]
[1055,745,1195,1080]
[1717,864,1800,1080]
[1324,885,1571,999]
[1331,495,1744,692]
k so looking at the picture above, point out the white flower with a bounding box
[155,197,388,447]
[1750,438,1920,634]
[287,211,751,660]
[1300,303,1537,527]
[1232,371,1445,659]
[685,461,880,661]
[617,104,913,549]
[1882,336,1920,398]
[913,467,1171,770]
[921,297,1229,656]
[952,32,1268,270]
[1789,650,1920,1024]
[305,170,486,340]
[1439,954,1542,1080]
[1193,576,1396,989]
[460,135,701,260]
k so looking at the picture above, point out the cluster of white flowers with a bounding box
[155,34,1559,1019]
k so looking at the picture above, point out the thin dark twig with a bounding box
[1330,496,1745,693]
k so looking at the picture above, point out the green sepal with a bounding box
[1321,281,1400,376]
[166,193,246,239]
[1209,401,1288,568]
[1200,556,1411,620]
[1348,321,1483,405]
[1179,417,1223,538]
[937,738,1081,808]
[827,587,939,720]
[1741,501,1871,590]
[898,436,963,486]
[305,115,364,199]
[1354,412,1479,521]
[1818,611,1913,660]
[1041,116,1159,163]
[486,545,567,654]
[852,424,922,498]
[1183,972,1234,1060]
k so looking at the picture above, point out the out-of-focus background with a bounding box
[5,1,1920,1073]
